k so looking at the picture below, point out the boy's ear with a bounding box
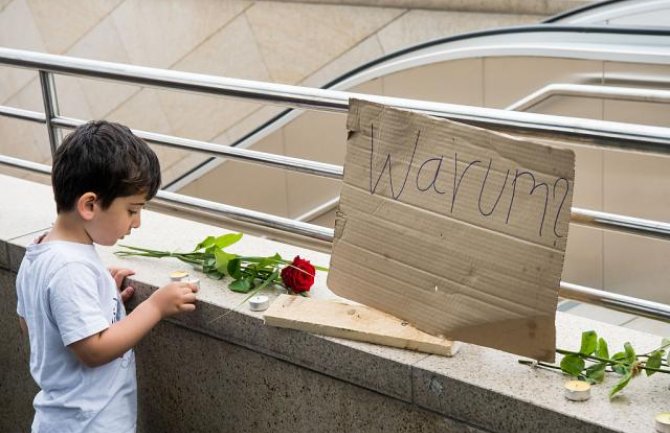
[76,192,98,221]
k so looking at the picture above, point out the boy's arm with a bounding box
[69,281,197,368]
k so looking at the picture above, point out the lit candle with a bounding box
[564,380,591,401]
[170,270,189,282]
[249,295,270,312]
[655,413,670,433]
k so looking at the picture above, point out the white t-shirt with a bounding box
[16,240,137,433]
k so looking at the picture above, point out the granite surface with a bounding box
[2,174,668,433]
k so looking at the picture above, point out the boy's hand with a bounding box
[109,267,136,304]
[147,282,199,318]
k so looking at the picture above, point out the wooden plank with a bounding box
[263,294,458,356]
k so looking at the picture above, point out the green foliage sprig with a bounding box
[520,330,670,399]
[115,233,327,295]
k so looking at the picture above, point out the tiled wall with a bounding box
[0,0,547,188]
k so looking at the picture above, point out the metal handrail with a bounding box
[2,47,670,152]
[1,46,669,323]
[507,83,670,112]
[6,105,670,242]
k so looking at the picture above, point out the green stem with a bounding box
[518,360,563,372]
[556,348,670,374]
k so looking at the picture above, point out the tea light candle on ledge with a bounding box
[564,380,591,401]
[249,295,270,312]
[184,278,200,290]
[170,270,189,282]
[655,413,670,433]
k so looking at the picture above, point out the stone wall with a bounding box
[1,174,667,433]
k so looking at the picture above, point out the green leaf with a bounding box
[624,342,636,364]
[609,369,633,399]
[206,270,225,280]
[580,331,598,356]
[214,250,237,274]
[227,258,242,279]
[610,351,628,374]
[596,337,609,359]
[229,277,253,293]
[585,363,606,384]
[255,253,283,271]
[646,351,663,377]
[215,233,243,249]
[195,236,216,251]
[560,354,585,376]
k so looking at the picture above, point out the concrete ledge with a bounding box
[1,174,667,433]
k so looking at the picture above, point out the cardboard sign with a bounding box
[328,99,575,361]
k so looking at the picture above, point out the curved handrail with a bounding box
[166,24,670,189]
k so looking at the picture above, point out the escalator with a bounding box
[166,3,670,305]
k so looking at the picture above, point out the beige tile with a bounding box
[160,152,210,188]
[376,10,541,55]
[26,0,123,54]
[111,0,250,68]
[52,75,94,120]
[564,303,635,326]
[604,100,670,128]
[305,207,336,229]
[157,15,270,142]
[177,132,289,217]
[563,224,603,290]
[483,57,602,108]
[222,105,290,145]
[603,232,670,304]
[603,150,670,221]
[104,88,196,176]
[0,113,50,164]
[157,91,261,143]
[66,16,138,119]
[0,0,14,11]
[2,76,42,112]
[282,111,345,218]
[526,96,603,121]
[349,77,384,96]
[246,2,400,84]
[0,0,46,103]
[106,88,172,135]
[623,317,670,337]
[543,140,602,210]
[603,61,670,88]
[301,33,385,89]
[170,13,269,80]
[381,59,483,106]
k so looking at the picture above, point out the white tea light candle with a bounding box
[184,277,200,290]
[564,380,591,401]
[249,295,270,312]
[656,413,670,433]
[170,270,189,282]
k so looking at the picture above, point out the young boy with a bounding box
[15,121,198,433]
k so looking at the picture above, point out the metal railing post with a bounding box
[39,70,62,157]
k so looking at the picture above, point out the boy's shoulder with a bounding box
[21,241,104,276]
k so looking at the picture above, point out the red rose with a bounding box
[280,256,315,293]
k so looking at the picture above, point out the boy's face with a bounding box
[85,193,146,246]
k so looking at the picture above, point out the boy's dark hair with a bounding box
[52,121,161,213]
